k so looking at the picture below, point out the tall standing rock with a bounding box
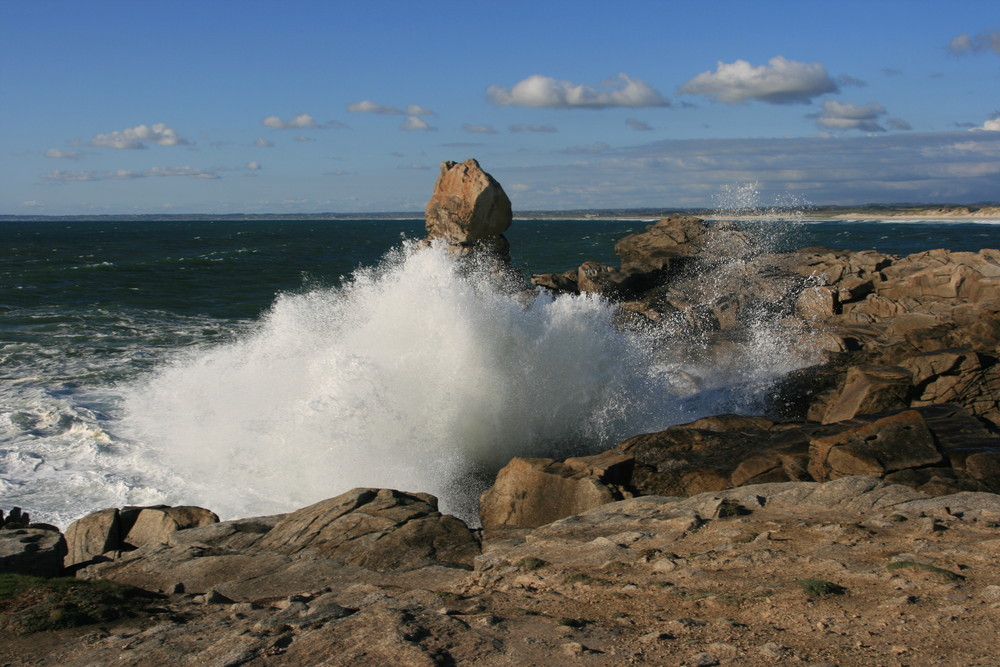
[424,159,512,258]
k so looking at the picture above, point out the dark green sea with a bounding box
[2,217,998,526]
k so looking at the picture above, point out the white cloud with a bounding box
[105,169,144,180]
[254,138,274,147]
[679,56,839,105]
[42,165,220,182]
[487,73,669,109]
[43,148,79,159]
[41,170,100,182]
[814,100,890,132]
[20,200,42,207]
[90,123,188,149]
[262,113,318,129]
[950,30,1000,55]
[509,123,557,133]
[973,118,1000,132]
[405,105,434,116]
[837,74,868,88]
[462,124,498,134]
[626,118,653,131]
[348,100,435,115]
[563,141,611,154]
[348,100,399,114]
[147,166,219,179]
[401,116,433,131]
[498,130,1000,208]
[247,160,262,170]
[294,135,315,142]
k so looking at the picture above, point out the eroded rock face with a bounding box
[79,488,481,600]
[473,404,1000,527]
[64,507,121,568]
[479,452,634,529]
[808,410,943,481]
[424,159,512,246]
[125,506,220,549]
[0,526,67,577]
[614,215,709,274]
[63,504,219,569]
[258,488,480,571]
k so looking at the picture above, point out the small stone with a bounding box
[476,615,502,626]
[885,595,919,606]
[690,652,720,667]
[981,585,1000,599]
[653,558,678,572]
[707,642,738,658]
[639,631,675,643]
[758,642,790,658]
[202,589,233,604]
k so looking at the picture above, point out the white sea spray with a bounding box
[120,240,818,523]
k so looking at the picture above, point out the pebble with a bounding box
[689,652,720,666]
[982,585,1000,599]
[758,642,789,658]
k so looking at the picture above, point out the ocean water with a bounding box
[2,217,998,527]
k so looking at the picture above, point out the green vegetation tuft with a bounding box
[0,573,159,635]
[792,579,847,597]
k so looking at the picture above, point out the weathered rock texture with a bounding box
[479,452,634,529]
[63,504,219,569]
[74,488,480,602]
[0,527,67,577]
[479,404,1000,530]
[7,478,1000,666]
[424,158,512,246]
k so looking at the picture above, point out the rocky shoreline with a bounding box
[3,160,999,665]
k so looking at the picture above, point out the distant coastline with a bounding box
[2,203,999,223]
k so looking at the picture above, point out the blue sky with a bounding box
[2,0,998,215]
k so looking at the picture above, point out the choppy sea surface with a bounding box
[2,217,998,526]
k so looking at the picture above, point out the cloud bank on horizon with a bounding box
[2,1,998,214]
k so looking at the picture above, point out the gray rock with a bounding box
[257,488,480,571]
[0,527,67,577]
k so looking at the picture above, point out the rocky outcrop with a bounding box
[74,488,480,601]
[0,527,67,577]
[479,452,634,529]
[424,159,512,260]
[614,214,709,274]
[8,478,1000,666]
[256,488,480,571]
[63,504,218,569]
[479,404,1000,529]
[0,507,67,577]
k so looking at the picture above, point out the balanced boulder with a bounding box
[424,159,512,247]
